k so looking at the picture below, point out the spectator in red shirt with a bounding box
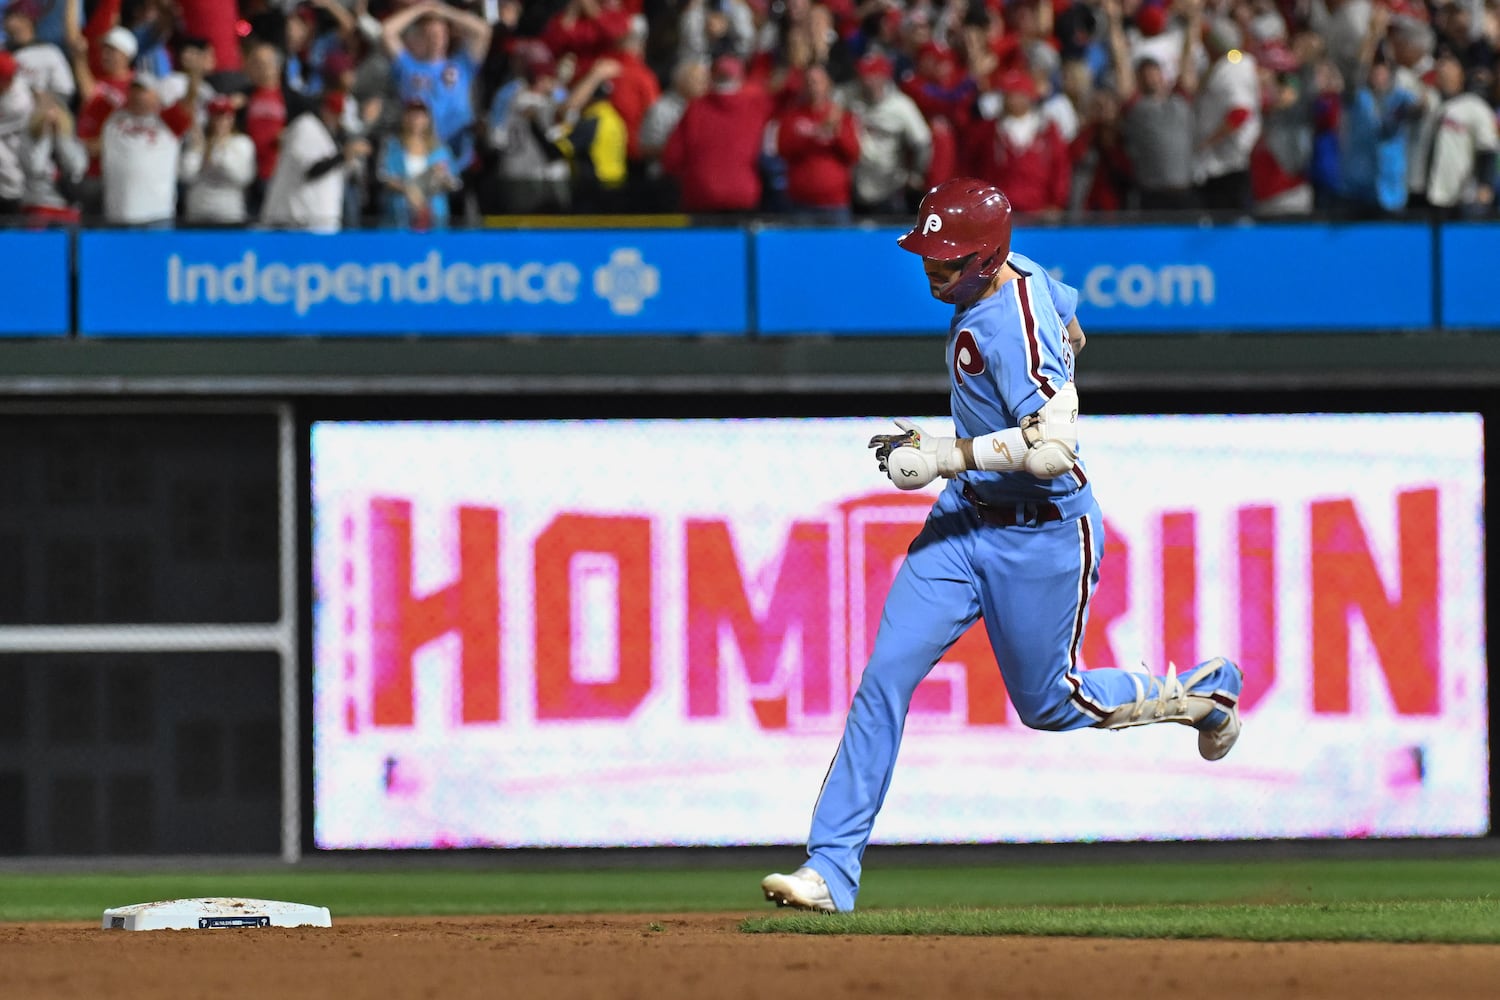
[1068,88,1133,214]
[75,0,130,103]
[543,0,632,80]
[177,0,243,73]
[75,24,135,121]
[661,53,773,213]
[568,17,661,164]
[243,41,290,188]
[962,69,1071,215]
[74,26,140,203]
[776,63,859,219]
[900,42,977,134]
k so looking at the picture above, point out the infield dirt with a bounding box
[3,913,1498,999]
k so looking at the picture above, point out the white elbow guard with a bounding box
[969,383,1081,479]
[1020,383,1080,479]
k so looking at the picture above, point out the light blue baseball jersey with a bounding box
[948,251,1087,505]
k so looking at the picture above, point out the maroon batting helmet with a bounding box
[897,178,1013,305]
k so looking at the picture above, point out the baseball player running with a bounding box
[761,178,1243,914]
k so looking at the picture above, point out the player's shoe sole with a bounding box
[761,868,836,913]
[1191,657,1243,761]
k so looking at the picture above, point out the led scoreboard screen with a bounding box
[311,414,1487,849]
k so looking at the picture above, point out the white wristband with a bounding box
[970,428,1029,473]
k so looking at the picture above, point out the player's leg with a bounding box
[764,490,981,913]
[973,502,1242,756]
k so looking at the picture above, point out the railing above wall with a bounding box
[0,221,1496,339]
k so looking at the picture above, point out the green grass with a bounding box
[3,858,1499,944]
[742,900,1500,943]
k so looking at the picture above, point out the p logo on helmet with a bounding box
[896,178,1014,306]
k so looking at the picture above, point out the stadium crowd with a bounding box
[0,0,1495,228]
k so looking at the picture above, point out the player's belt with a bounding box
[962,483,1065,528]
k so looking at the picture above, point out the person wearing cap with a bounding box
[843,50,931,216]
[260,88,371,233]
[100,72,197,226]
[1192,17,1262,212]
[73,21,140,200]
[486,42,570,214]
[180,94,257,225]
[960,67,1071,216]
[320,48,382,227]
[4,0,76,103]
[660,52,774,213]
[1107,0,1199,210]
[378,97,459,229]
[77,6,139,105]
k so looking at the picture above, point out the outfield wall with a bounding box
[0,400,1489,858]
[0,221,1496,338]
[309,415,1487,851]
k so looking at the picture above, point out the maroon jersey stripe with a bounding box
[1016,277,1055,400]
[1067,515,1106,719]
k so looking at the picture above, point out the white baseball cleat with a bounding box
[761,867,836,913]
[1099,657,1243,761]
[1189,657,1243,761]
[1197,701,1241,762]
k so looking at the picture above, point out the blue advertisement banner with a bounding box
[0,231,69,336]
[1438,224,1499,330]
[755,223,1434,335]
[77,230,749,337]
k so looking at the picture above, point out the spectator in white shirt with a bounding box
[19,91,86,224]
[3,0,74,103]
[1192,18,1262,211]
[158,36,219,128]
[1128,2,1189,90]
[842,51,931,216]
[0,49,35,212]
[100,74,196,227]
[1419,53,1499,215]
[180,95,256,225]
[0,49,34,141]
[260,89,372,233]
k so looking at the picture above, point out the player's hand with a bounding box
[869,419,965,490]
[868,424,918,473]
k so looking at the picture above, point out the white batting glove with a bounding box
[870,419,966,491]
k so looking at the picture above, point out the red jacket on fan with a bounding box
[1069,123,1133,212]
[177,0,242,71]
[776,102,860,208]
[607,51,662,160]
[542,3,631,79]
[962,114,1072,213]
[899,45,977,135]
[661,80,773,213]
